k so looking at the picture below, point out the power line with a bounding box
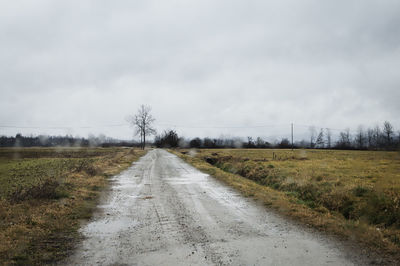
[154,123,287,129]
[0,124,127,129]
[294,124,349,132]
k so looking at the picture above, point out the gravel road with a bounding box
[64,149,371,265]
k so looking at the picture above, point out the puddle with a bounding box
[83,216,139,235]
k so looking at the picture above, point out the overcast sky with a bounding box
[1,0,399,141]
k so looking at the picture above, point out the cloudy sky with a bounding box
[1,0,399,141]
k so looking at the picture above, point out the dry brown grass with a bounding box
[0,147,146,265]
[172,148,400,262]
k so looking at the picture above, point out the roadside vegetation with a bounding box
[0,147,145,265]
[173,148,400,260]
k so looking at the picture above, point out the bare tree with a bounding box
[397,131,400,149]
[397,130,400,148]
[325,128,332,149]
[367,128,374,149]
[373,125,382,149]
[246,136,255,148]
[127,105,156,149]
[256,137,265,148]
[337,128,351,149]
[309,126,317,148]
[383,121,394,147]
[316,128,324,148]
[355,125,366,149]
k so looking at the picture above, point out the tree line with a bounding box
[155,121,400,151]
[307,121,399,150]
[0,134,138,148]
[141,105,399,150]
[2,101,399,151]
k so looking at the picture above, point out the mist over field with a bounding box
[1,0,400,141]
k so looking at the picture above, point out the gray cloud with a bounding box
[1,0,399,140]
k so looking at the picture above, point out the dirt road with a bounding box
[64,149,370,265]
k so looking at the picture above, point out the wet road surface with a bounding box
[64,149,369,265]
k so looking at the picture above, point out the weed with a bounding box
[364,191,400,227]
[353,186,370,197]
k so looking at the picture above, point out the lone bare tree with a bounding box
[127,105,156,149]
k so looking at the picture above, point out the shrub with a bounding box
[297,183,320,202]
[10,178,60,202]
[75,160,98,176]
[319,191,357,219]
[363,191,400,228]
[353,186,370,197]
[205,157,217,165]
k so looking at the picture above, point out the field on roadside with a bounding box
[174,149,400,259]
[0,147,146,265]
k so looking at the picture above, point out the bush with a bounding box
[10,179,60,202]
[297,183,321,202]
[75,160,98,176]
[205,157,217,165]
[319,191,356,219]
[363,191,400,227]
[353,186,370,197]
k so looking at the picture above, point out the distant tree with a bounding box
[309,126,317,148]
[215,138,224,148]
[256,137,265,148]
[213,139,219,148]
[264,141,271,148]
[316,128,324,148]
[325,128,332,149]
[189,137,202,148]
[15,133,22,147]
[337,128,351,149]
[397,131,400,149]
[383,121,394,148]
[279,138,291,148]
[127,105,156,149]
[0,134,109,148]
[372,125,382,149]
[297,140,308,148]
[246,137,255,148]
[367,128,374,149]
[223,138,234,148]
[203,138,215,148]
[155,130,179,148]
[355,125,366,149]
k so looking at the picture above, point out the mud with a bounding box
[64,149,374,265]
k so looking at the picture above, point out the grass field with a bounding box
[0,147,146,265]
[173,148,400,259]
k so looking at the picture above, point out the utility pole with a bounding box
[291,123,294,150]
